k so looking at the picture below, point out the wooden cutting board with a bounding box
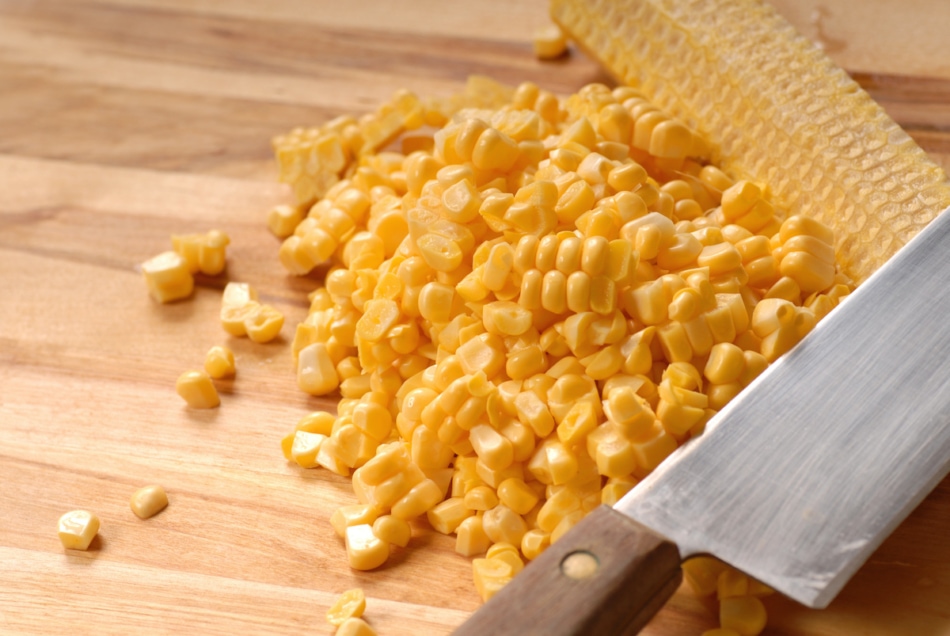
[1,1,948,634]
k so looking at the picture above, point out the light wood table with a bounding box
[1,1,948,633]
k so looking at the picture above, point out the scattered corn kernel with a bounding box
[176,370,220,408]
[204,345,236,378]
[130,485,169,519]
[533,24,568,60]
[345,524,389,571]
[141,251,194,303]
[58,510,99,550]
[335,617,378,636]
[327,588,366,627]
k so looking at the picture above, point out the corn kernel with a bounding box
[372,515,411,548]
[336,618,378,636]
[719,596,768,636]
[456,515,492,557]
[533,23,568,60]
[176,370,220,409]
[141,251,194,303]
[345,524,389,571]
[58,510,100,550]
[297,343,340,396]
[129,485,169,520]
[327,588,366,627]
[204,345,235,379]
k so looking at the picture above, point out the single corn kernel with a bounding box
[345,524,389,571]
[244,304,285,343]
[176,370,220,409]
[373,515,411,548]
[456,515,492,557]
[58,510,100,550]
[335,617,378,636]
[327,588,366,627]
[534,23,568,60]
[130,485,169,519]
[141,251,194,303]
[719,596,768,636]
[204,345,236,379]
[297,343,340,396]
[267,204,304,238]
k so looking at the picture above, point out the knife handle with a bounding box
[453,505,682,636]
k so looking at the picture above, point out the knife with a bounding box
[455,205,950,635]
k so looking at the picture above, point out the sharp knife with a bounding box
[454,205,950,635]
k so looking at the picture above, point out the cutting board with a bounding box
[1,1,949,634]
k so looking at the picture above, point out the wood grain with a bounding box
[1,1,948,634]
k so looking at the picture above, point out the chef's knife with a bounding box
[454,205,950,635]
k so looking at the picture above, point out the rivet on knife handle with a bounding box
[453,506,681,636]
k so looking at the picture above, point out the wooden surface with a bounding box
[1,1,948,634]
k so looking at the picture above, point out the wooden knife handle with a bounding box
[453,505,682,636]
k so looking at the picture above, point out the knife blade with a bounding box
[454,205,950,635]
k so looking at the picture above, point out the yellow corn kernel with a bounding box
[352,402,393,442]
[704,343,746,385]
[441,178,481,224]
[129,485,169,520]
[244,303,285,343]
[326,588,366,627]
[456,333,506,378]
[521,528,551,561]
[418,281,455,324]
[456,515,492,557]
[381,474,438,517]
[482,301,532,337]
[482,242,514,292]
[417,232,463,272]
[496,478,540,516]
[335,618,378,636]
[176,370,220,409]
[141,251,194,303]
[683,556,729,597]
[426,497,472,534]
[291,430,328,468]
[472,128,519,172]
[601,476,638,506]
[372,515,411,548]
[472,557,514,602]
[487,543,524,575]
[482,505,528,546]
[297,342,340,396]
[267,204,304,238]
[718,568,750,600]
[533,23,568,60]
[58,510,100,550]
[719,596,768,636]
[204,345,235,379]
[630,423,677,475]
[345,524,389,571]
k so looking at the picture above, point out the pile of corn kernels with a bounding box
[269,76,854,636]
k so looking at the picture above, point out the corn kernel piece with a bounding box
[141,251,194,303]
[267,204,304,238]
[292,430,328,468]
[336,617,378,636]
[129,484,169,520]
[344,524,389,571]
[244,304,285,343]
[472,557,514,602]
[58,510,100,550]
[204,345,236,379]
[372,515,411,548]
[176,370,220,409]
[331,504,380,538]
[297,343,340,396]
[533,24,568,60]
[327,588,366,627]
[456,515,492,557]
[719,596,768,636]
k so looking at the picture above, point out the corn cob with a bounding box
[551,0,950,282]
